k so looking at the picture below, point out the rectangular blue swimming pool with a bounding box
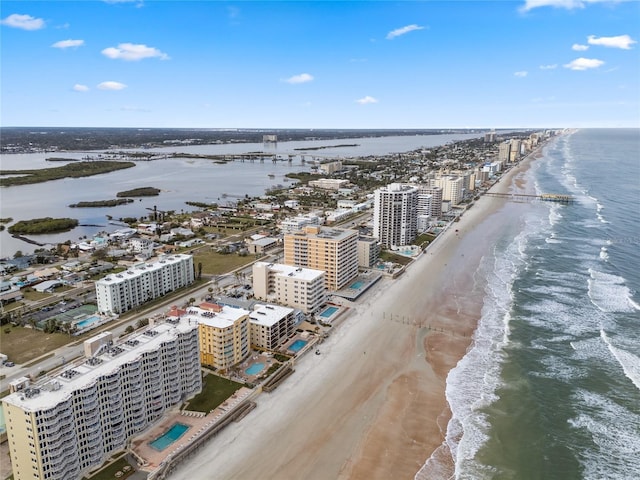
[288,339,308,352]
[76,315,100,329]
[319,306,338,318]
[149,423,189,451]
[349,281,365,289]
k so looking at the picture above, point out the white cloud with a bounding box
[386,24,425,40]
[572,43,589,51]
[539,64,558,69]
[1,13,45,30]
[563,57,605,70]
[356,96,378,105]
[284,73,314,84]
[587,34,636,49]
[102,43,169,61]
[73,84,89,92]
[52,39,84,49]
[520,0,630,12]
[97,81,127,90]
[514,71,529,77]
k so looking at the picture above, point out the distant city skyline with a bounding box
[1,0,638,129]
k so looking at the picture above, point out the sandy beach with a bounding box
[169,155,536,480]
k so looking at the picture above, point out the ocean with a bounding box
[433,129,640,479]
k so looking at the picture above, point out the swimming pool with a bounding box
[149,423,189,451]
[75,315,101,329]
[245,363,265,375]
[288,339,308,352]
[319,306,338,318]
[349,280,365,289]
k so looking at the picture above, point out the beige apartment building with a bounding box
[193,303,250,371]
[249,304,296,350]
[2,320,201,480]
[283,226,358,291]
[252,262,326,314]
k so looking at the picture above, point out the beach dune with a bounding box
[169,157,533,480]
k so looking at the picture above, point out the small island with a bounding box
[0,161,135,187]
[8,217,79,234]
[69,199,135,208]
[117,187,161,197]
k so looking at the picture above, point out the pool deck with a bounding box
[130,387,253,472]
[333,272,382,301]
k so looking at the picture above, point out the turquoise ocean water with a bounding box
[421,129,640,479]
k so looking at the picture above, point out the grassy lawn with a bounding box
[21,290,52,302]
[192,250,255,276]
[185,373,244,413]
[379,250,413,266]
[0,324,73,364]
[1,301,24,312]
[414,233,437,248]
[83,454,135,480]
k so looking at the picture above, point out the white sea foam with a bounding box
[599,246,609,261]
[568,389,640,479]
[588,268,639,313]
[600,330,640,391]
[548,204,562,226]
[442,227,530,479]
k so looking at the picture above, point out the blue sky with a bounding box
[1,0,638,129]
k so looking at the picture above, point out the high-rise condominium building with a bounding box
[252,262,326,313]
[2,320,201,480]
[373,183,418,248]
[283,226,358,291]
[498,141,511,162]
[357,237,380,268]
[96,254,194,315]
[191,303,250,371]
[418,186,443,218]
[431,176,464,205]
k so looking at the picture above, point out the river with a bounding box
[0,133,482,257]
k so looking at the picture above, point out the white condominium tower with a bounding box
[283,226,358,291]
[96,254,194,315]
[2,319,201,480]
[373,183,418,248]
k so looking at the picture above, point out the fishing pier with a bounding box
[484,193,575,203]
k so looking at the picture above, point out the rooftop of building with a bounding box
[255,262,325,281]
[186,304,250,329]
[2,317,198,411]
[249,303,295,327]
[287,225,357,242]
[96,254,192,285]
